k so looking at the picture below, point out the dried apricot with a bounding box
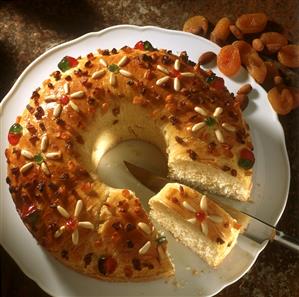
[210,17,231,46]
[229,25,243,40]
[233,41,266,83]
[232,40,254,64]
[217,45,241,76]
[247,54,267,84]
[260,32,288,54]
[278,45,299,68]
[267,87,293,115]
[236,13,268,34]
[183,15,209,36]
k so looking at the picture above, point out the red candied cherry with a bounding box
[238,148,255,169]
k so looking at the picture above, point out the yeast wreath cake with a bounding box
[5,41,255,281]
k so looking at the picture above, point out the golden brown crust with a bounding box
[5,44,254,280]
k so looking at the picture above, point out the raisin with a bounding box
[83,253,93,267]
[132,258,142,271]
[187,149,197,160]
[61,250,69,260]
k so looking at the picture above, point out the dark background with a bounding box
[1,1,299,296]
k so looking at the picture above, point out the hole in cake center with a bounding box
[97,139,167,207]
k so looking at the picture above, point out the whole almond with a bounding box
[237,83,252,95]
[274,76,283,85]
[198,51,216,65]
[235,94,249,111]
[252,39,264,52]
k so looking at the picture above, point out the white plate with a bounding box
[0,25,290,297]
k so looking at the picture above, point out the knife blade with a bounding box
[124,161,299,252]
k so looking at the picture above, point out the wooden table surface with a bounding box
[1,1,298,296]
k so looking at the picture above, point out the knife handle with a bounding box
[274,231,299,252]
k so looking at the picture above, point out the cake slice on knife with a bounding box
[149,183,242,267]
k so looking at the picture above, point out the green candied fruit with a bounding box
[156,236,167,245]
[238,158,254,170]
[9,123,23,134]
[206,74,216,84]
[108,64,120,73]
[143,40,155,51]
[58,57,70,72]
[205,116,216,126]
[33,153,44,165]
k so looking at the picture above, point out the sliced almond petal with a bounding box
[78,221,94,229]
[137,222,152,235]
[40,134,48,152]
[201,221,209,236]
[70,91,85,99]
[54,226,65,238]
[187,218,197,224]
[41,162,50,176]
[194,106,208,116]
[74,200,83,217]
[117,56,128,67]
[157,65,169,75]
[99,58,108,67]
[215,129,224,143]
[57,205,70,218]
[21,150,34,159]
[119,69,133,78]
[92,69,106,79]
[192,121,206,132]
[63,82,70,94]
[208,215,223,224]
[109,73,116,86]
[20,162,34,174]
[45,151,62,160]
[174,59,180,71]
[174,77,181,91]
[69,100,80,112]
[182,201,196,212]
[72,229,79,245]
[200,195,208,211]
[138,241,151,255]
[180,72,195,77]
[213,107,223,117]
[53,104,62,118]
[156,76,170,86]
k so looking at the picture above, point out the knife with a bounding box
[124,161,299,252]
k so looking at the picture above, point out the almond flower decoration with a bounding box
[45,82,85,117]
[91,55,133,86]
[19,134,62,176]
[191,106,237,143]
[54,200,94,245]
[182,195,223,236]
[156,59,195,91]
